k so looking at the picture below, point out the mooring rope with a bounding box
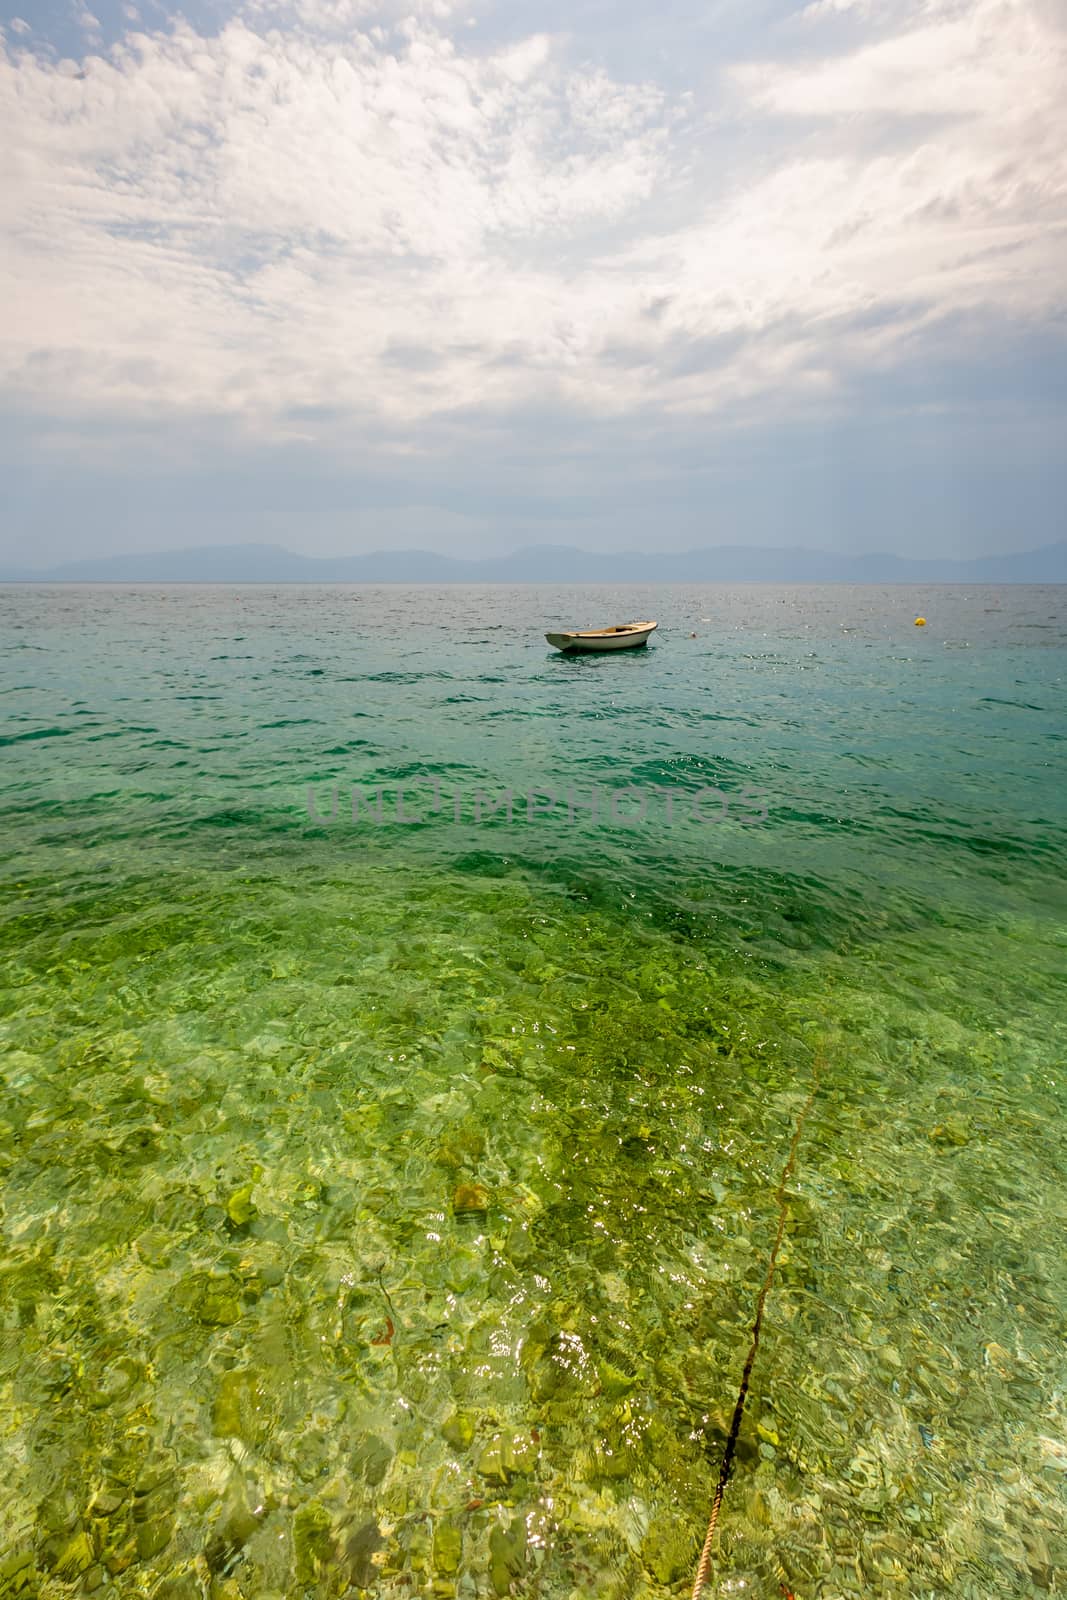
[690,1050,824,1600]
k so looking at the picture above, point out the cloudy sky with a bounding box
[1,0,1065,563]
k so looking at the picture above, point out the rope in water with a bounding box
[690,1050,824,1600]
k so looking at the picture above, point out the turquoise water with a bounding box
[1,583,1065,1599]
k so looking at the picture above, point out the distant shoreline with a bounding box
[1,538,1064,586]
[2,578,1065,588]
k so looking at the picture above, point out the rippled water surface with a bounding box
[1,583,1065,1599]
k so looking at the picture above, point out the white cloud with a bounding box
[247,0,465,29]
[801,0,865,16]
[0,14,670,426]
[9,17,31,34]
[716,0,1067,331]
[0,0,1063,444]
[747,0,1064,117]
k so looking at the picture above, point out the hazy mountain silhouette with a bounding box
[1,540,1065,583]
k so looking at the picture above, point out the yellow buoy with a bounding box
[914,616,926,626]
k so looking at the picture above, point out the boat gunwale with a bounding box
[550,620,657,641]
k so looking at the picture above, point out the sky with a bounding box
[1,0,1065,564]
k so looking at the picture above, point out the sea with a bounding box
[1,582,1064,1599]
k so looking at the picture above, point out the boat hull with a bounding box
[546,622,657,653]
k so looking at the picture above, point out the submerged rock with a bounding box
[174,1270,245,1327]
[212,1370,268,1446]
[52,1531,95,1583]
[452,1183,490,1220]
[477,1430,539,1482]
[153,1577,202,1600]
[343,1519,384,1587]
[293,1502,335,1586]
[225,1184,258,1229]
[596,1350,638,1400]
[489,1518,526,1596]
[432,1518,462,1576]
[134,1511,174,1561]
[441,1412,475,1451]
[135,1227,172,1268]
[89,1357,142,1411]
[352,1432,392,1486]
[640,1514,693,1586]
[929,1115,970,1148]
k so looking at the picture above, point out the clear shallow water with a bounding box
[0,583,1065,1599]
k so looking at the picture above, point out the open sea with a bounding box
[1,582,1065,1600]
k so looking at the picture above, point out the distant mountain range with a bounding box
[1,541,1065,583]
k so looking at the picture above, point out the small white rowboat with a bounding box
[545,620,658,653]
